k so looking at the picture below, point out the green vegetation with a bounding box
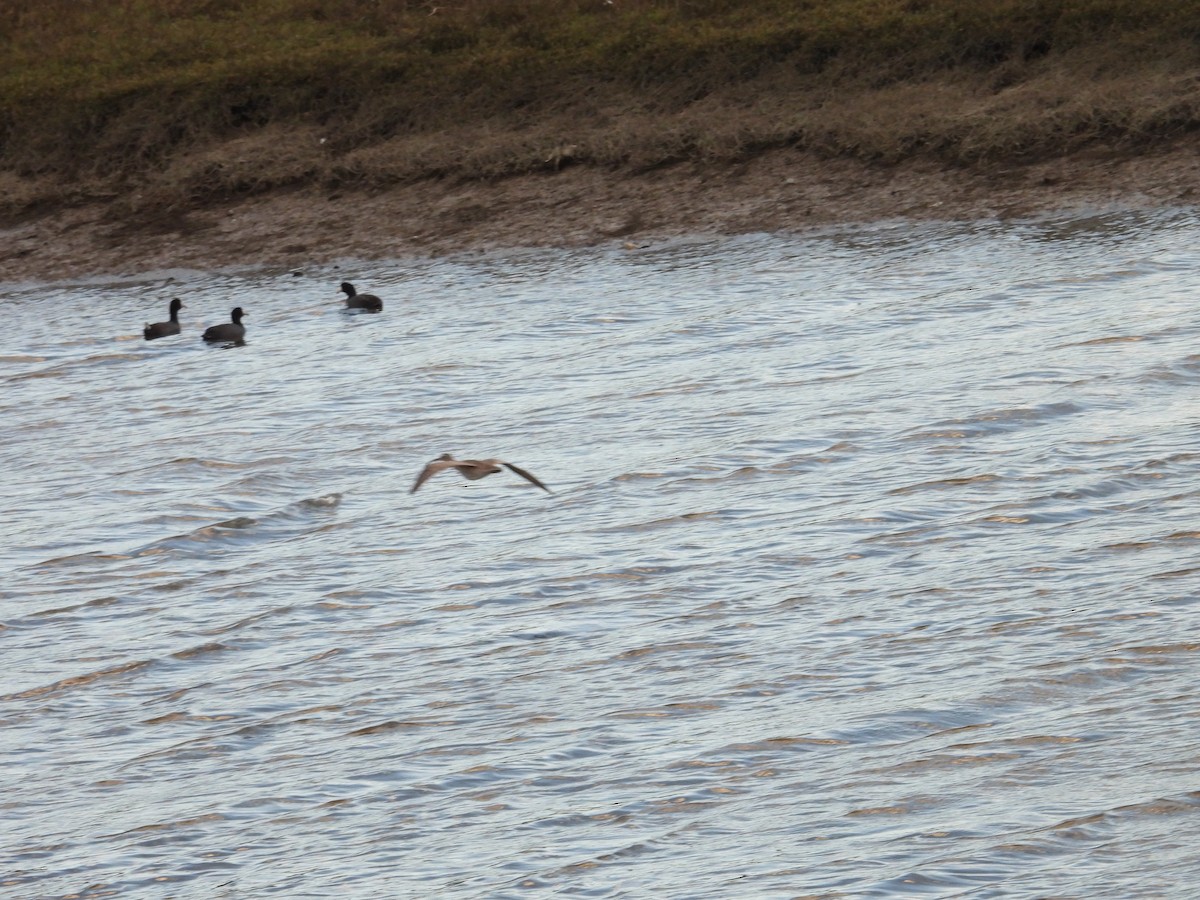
[3,0,1200,213]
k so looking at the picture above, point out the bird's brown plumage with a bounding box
[410,453,552,494]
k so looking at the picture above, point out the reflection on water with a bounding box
[3,209,1200,897]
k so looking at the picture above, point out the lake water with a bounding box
[3,210,1200,898]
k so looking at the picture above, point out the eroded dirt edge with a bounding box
[3,142,1199,282]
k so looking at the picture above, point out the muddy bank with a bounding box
[3,140,1199,282]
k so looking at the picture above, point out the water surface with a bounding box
[4,210,1200,897]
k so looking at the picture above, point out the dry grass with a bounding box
[4,0,1200,218]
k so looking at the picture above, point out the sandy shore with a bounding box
[3,140,1199,282]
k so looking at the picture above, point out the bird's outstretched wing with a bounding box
[502,461,552,493]
[411,458,454,493]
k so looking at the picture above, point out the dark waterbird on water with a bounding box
[411,454,553,494]
[340,282,383,312]
[202,307,247,343]
[143,298,183,340]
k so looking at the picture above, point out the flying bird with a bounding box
[410,454,552,494]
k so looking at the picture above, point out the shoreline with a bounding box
[3,140,1198,283]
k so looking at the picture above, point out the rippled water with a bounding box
[4,209,1200,898]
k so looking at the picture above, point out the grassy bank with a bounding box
[3,0,1200,217]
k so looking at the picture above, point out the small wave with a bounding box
[298,493,342,510]
[213,516,258,530]
[346,719,445,736]
[888,473,1001,495]
[158,455,298,472]
[165,457,248,470]
[629,381,708,400]
[669,465,766,485]
[105,813,226,839]
[170,641,235,660]
[3,352,145,384]
[1134,357,1200,386]
[198,604,298,636]
[905,401,1083,442]
[29,551,130,570]
[3,658,155,701]
[1104,530,1200,552]
[1153,565,1200,579]
[604,510,724,533]
[132,493,343,556]
[1066,334,1146,347]
[22,596,119,621]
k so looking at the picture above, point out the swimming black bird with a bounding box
[410,454,552,494]
[202,307,246,343]
[143,298,183,340]
[340,282,383,312]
